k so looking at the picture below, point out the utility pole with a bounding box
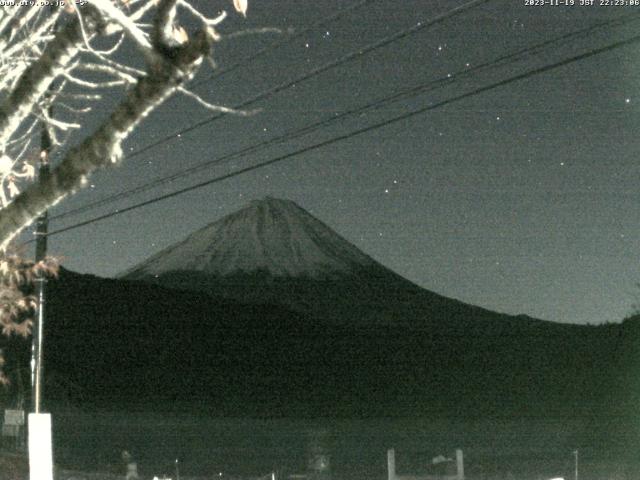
[31,118,51,414]
[573,449,578,480]
[27,108,54,480]
[28,10,55,479]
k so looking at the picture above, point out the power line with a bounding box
[34,32,640,241]
[190,0,375,89]
[120,0,494,161]
[50,12,640,222]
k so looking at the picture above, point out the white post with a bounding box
[387,449,396,480]
[28,413,53,480]
[456,449,464,480]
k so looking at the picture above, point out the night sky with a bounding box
[27,0,640,325]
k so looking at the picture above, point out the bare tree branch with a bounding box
[0,27,212,249]
[0,8,107,149]
[0,0,253,355]
[88,0,153,57]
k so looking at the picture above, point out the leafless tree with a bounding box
[0,0,250,381]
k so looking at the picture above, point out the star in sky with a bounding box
[44,1,640,325]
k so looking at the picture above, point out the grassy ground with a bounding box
[0,452,27,480]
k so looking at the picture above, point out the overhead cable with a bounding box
[33,32,640,241]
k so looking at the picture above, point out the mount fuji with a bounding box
[123,197,380,279]
[122,197,512,328]
[17,197,634,423]
[112,197,632,419]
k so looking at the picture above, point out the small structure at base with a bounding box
[28,413,54,480]
[122,450,139,480]
[387,448,464,480]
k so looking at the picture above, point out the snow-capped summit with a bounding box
[123,197,380,279]
[120,197,543,329]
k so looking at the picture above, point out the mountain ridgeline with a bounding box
[120,197,562,329]
[14,198,640,430]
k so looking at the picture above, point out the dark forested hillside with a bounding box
[0,268,626,428]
